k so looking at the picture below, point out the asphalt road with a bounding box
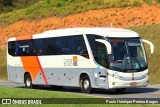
[0,81,160,98]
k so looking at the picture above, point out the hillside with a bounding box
[0,0,39,14]
[0,0,160,83]
[0,0,160,26]
[0,3,160,48]
[130,24,160,83]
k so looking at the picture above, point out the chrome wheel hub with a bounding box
[26,77,31,87]
[84,80,89,89]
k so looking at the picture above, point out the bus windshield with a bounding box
[106,38,147,72]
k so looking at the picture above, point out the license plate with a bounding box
[130,82,137,87]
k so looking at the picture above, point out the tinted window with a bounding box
[8,35,89,59]
[43,35,89,58]
[8,41,16,56]
[95,42,108,68]
[18,40,30,56]
[31,39,42,55]
[43,37,62,55]
[70,36,89,58]
[61,37,70,54]
[87,34,104,53]
[87,35,108,67]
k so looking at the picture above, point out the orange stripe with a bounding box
[16,35,32,41]
[20,56,41,81]
[36,56,48,85]
[17,35,48,84]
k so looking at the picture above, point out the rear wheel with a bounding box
[24,74,33,88]
[80,75,92,94]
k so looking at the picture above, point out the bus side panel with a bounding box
[32,68,63,86]
[8,65,17,82]
[7,55,24,83]
[76,68,95,87]
[93,67,109,89]
[42,68,61,86]
[16,67,25,83]
[32,68,96,88]
[55,68,94,87]
[32,71,45,85]
[32,56,98,87]
[38,68,74,86]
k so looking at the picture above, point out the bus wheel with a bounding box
[115,88,126,93]
[24,74,33,88]
[80,75,92,94]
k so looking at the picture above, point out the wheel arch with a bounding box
[79,72,93,87]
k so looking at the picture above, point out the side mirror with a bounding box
[142,39,154,54]
[95,39,112,54]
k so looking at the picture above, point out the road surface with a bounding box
[0,81,160,98]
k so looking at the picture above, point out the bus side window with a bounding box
[8,41,16,56]
[43,37,62,55]
[15,42,19,56]
[61,37,70,54]
[71,35,89,59]
[31,39,42,56]
[95,42,108,68]
[86,34,108,68]
[18,40,30,56]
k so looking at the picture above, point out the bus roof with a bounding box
[8,27,139,41]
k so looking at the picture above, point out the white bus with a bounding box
[7,28,154,93]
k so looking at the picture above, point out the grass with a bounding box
[0,86,92,98]
[143,0,153,5]
[130,24,160,83]
[0,0,160,26]
[0,0,39,14]
[0,0,142,26]
[0,49,7,80]
[0,87,160,107]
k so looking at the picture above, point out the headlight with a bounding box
[114,75,120,79]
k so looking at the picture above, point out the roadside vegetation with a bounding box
[0,49,7,80]
[130,24,160,84]
[0,0,39,14]
[0,0,150,26]
[0,86,159,107]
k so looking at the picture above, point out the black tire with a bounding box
[24,74,33,88]
[115,88,126,93]
[80,75,92,94]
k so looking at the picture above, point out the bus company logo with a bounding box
[64,56,78,66]
[73,56,78,66]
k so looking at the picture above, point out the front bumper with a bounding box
[108,75,148,89]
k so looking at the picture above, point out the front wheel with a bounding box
[80,75,92,94]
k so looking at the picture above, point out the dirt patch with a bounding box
[0,4,160,49]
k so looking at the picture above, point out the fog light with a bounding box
[112,82,115,85]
